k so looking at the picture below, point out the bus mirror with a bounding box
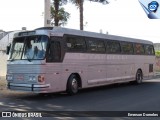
[6,44,11,55]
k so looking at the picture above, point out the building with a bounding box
[0,31,21,76]
[0,30,9,40]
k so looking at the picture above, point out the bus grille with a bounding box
[7,64,42,74]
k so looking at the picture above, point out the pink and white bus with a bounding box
[6,27,155,95]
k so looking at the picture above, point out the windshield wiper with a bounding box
[26,49,37,62]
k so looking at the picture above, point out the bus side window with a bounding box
[66,37,86,52]
[86,38,105,53]
[134,43,145,55]
[107,41,121,54]
[47,41,61,62]
[145,45,155,55]
[121,42,134,54]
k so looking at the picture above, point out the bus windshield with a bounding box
[10,35,48,61]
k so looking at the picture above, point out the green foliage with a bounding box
[51,0,70,26]
[155,51,160,57]
[70,0,109,6]
[51,0,109,29]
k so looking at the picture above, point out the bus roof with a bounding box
[16,27,153,45]
[48,27,153,45]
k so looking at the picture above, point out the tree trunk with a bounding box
[79,0,83,30]
[54,0,59,26]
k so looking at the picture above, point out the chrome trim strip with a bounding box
[9,83,50,88]
[34,84,50,88]
[9,83,32,87]
[88,76,135,84]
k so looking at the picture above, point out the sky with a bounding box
[0,0,160,43]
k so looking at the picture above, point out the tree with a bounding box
[155,50,160,57]
[51,0,70,26]
[69,0,83,30]
[69,0,109,30]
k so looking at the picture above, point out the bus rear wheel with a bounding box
[135,70,143,84]
[67,74,79,95]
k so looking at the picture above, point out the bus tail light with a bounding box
[38,75,45,83]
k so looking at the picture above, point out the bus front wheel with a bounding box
[67,74,79,95]
[135,70,143,84]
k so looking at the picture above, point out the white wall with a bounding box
[0,31,21,76]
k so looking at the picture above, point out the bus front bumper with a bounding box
[7,82,50,93]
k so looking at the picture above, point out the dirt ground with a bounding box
[0,76,7,90]
[0,76,27,96]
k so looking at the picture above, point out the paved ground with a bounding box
[0,77,160,120]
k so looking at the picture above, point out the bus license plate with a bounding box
[17,75,24,80]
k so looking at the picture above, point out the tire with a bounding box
[67,75,79,95]
[135,70,143,84]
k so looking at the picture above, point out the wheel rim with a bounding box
[71,78,78,93]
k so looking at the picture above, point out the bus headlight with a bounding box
[6,74,13,81]
[28,76,36,81]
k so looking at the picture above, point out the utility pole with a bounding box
[44,0,51,27]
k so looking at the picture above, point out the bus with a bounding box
[6,27,155,95]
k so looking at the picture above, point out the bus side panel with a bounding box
[44,63,66,93]
[134,55,155,79]
[44,54,155,93]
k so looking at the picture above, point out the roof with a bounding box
[19,27,153,45]
[48,27,153,45]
